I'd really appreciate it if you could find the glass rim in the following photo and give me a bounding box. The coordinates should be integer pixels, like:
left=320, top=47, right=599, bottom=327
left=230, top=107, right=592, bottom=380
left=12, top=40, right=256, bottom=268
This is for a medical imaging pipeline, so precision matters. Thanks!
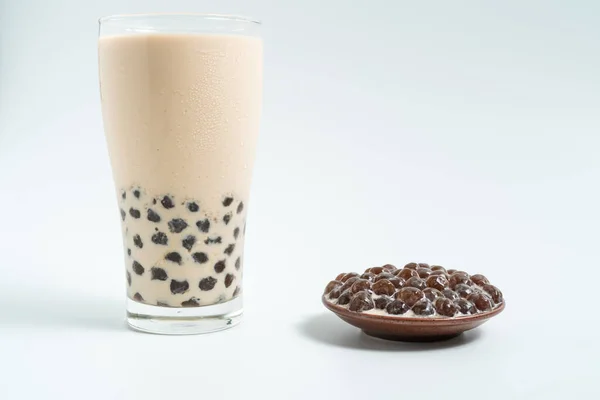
left=98, top=13, right=261, bottom=26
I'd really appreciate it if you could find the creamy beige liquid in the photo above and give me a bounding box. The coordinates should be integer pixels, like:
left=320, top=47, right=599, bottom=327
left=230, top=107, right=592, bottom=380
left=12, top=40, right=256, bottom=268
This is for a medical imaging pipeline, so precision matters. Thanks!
left=99, top=33, right=262, bottom=307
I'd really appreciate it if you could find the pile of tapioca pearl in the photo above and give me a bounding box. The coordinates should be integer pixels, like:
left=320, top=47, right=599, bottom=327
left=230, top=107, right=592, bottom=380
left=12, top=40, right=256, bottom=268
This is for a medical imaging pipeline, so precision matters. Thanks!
left=324, top=263, right=504, bottom=317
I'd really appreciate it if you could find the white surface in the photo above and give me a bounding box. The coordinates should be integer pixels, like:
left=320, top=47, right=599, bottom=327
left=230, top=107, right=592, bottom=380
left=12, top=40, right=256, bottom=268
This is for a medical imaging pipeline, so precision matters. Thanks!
left=1, top=1, right=599, bottom=399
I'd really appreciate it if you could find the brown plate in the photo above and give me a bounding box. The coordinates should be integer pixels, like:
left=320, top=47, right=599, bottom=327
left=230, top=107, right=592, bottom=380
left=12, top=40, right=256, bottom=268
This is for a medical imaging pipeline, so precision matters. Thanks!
left=322, top=296, right=505, bottom=342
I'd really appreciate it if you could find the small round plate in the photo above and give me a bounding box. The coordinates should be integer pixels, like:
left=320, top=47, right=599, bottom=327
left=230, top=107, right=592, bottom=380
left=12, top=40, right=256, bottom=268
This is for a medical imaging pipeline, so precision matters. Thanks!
left=322, top=296, right=505, bottom=342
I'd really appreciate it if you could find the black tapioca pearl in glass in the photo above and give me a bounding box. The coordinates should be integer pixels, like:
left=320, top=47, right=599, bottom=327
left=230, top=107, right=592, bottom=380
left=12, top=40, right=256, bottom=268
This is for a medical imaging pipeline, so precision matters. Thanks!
left=133, top=234, right=143, bottom=249
left=455, top=298, right=477, bottom=314
left=386, top=299, right=410, bottom=315
left=133, top=292, right=144, bottom=302
left=233, top=227, right=240, bottom=239
left=129, top=208, right=141, bottom=219
left=404, top=262, right=419, bottom=270
left=324, top=280, right=343, bottom=295
left=165, top=252, right=182, bottom=264
left=181, top=298, right=200, bottom=307
left=349, top=291, right=374, bottom=312
left=431, top=265, right=446, bottom=272
left=448, top=272, right=472, bottom=289
left=223, top=213, right=232, bottom=225
left=423, top=288, right=445, bottom=302
left=405, top=277, right=426, bottom=290
left=360, top=272, right=376, bottom=282
left=369, top=267, right=384, bottom=275
left=471, top=274, right=490, bottom=286
left=374, top=272, right=395, bottom=282
left=133, top=189, right=140, bottom=199
left=170, top=279, right=189, bottom=294
left=120, top=209, right=126, bottom=221
left=132, top=261, right=144, bottom=275
left=196, top=219, right=210, bottom=233
left=340, top=277, right=359, bottom=293
left=434, top=297, right=457, bottom=317
left=467, top=292, right=493, bottom=312
left=350, top=279, right=371, bottom=294
left=381, top=264, right=397, bottom=272
left=151, top=231, right=168, bottom=245
left=455, top=283, right=475, bottom=299
left=192, top=252, right=208, bottom=264
left=235, top=257, right=241, bottom=270
left=237, top=202, right=244, bottom=214
left=396, top=268, right=418, bottom=280
left=151, top=267, right=168, bottom=281
left=204, top=237, right=222, bottom=245
left=396, top=287, right=424, bottom=307
left=182, top=235, right=196, bottom=251
left=371, top=279, right=395, bottom=296
left=127, top=248, right=131, bottom=256
left=199, top=276, right=217, bottom=291
left=147, top=209, right=161, bottom=223
left=214, top=260, right=226, bottom=273
left=375, top=295, right=393, bottom=310
left=389, top=277, right=404, bottom=289
left=225, top=273, right=235, bottom=288
left=482, top=284, right=503, bottom=304
left=224, top=244, right=235, bottom=256
left=426, top=275, right=449, bottom=291
left=341, top=273, right=359, bottom=283
left=168, top=218, right=188, bottom=233
left=126, top=271, right=131, bottom=286
left=412, top=299, right=435, bottom=316
left=337, top=289, right=352, bottom=305
left=233, top=286, right=241, bottom=298
left=417, top=268, right=432, bottom=279
left=443, top=288, right=459, bottom=301
left=222, top=197, right=234, bottom=207
left=161, top=196, right=174, bottom=209
left=187, top=202, right=199, bottom=212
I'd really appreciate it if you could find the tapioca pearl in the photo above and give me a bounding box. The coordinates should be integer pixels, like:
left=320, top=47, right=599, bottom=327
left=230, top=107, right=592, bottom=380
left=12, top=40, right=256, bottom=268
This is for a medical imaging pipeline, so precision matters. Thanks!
left=196, top=219, right=210, bottom=233
left=404, top=262, right=419, bottom=270
left=170, top=279, right=189, bottom=294
left=132, top=261, right=144, bottom=275
left=182, top=235, right=196, bottom=251
left=374, top=295, right=393, bottom=310
left=126, top=271, right=131, bottom=286
left=482, top=284, right=503, bottom=304
left=233, top=227, right=240, bottom=239
left=214, top=260, right=226, bottom=273
left=386, top=299, right=409, bottom=315
left=204, top=237, right=222, bottom=245
left=161, top=195, right=174, bottom=209
left=151, top=231, right=168, bottom=245
left=224, top=244, right=235, bottom=256
left=133, top=234, right=143, bottom=249
left=412, top=299, right=435, bottom=316
left=225, top=273, right=235, bottom=288
left=222, top=196, right=234, bottom=207
left=192, top=252, right=209, bottom=264
left=129, top=208, right=141, bottom=219
left=187, top=202, right=199, bottom=212
left=235, top=257, right=241, bottom=270
left=127, top=248, right=131, bottom=256
left=199, top=276, right=217, bottom=291
left=181, top=298, right=200, bottom=307
left=151, top=267, right=168, bottom=281
left=233, top=286, right=241, bottom=298
left=348, top=291, right=374, bottom=312
left=168, top=218, right=188, bottom=233
left=147, top=208, right=161, bottom=223
left=133, top=292, right=144, bottom=302
left=223, top=213, right=232, bottom=225
left=133, top=189, right=141, bottom=199
left=434, top=297, right=458, bottom=317
left=236, top=202, right=244, bottom=214
left=165, top=252, right=182, bottom=264
left=120, top=209, right=126, bottom=221
left=337, top=290, right=352, bottom=305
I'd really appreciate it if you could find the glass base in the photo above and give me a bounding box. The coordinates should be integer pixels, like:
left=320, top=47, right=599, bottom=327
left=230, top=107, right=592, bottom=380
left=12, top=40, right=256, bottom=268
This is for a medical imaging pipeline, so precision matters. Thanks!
left=126, top=296, right=243, bottom=335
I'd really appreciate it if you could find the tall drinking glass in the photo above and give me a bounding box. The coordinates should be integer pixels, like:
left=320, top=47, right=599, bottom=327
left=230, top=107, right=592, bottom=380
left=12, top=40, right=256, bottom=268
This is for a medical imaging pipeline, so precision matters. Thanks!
left=98, top=14, right=262, bottom=334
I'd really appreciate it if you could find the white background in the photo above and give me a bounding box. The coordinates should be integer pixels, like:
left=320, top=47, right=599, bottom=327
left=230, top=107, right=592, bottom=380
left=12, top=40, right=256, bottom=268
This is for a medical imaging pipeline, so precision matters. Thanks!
left=1, top=1, right=599, bottom=399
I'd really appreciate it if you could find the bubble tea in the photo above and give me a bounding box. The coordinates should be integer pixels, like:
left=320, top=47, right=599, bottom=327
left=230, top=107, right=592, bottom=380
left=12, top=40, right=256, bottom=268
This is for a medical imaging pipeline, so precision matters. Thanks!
left=98, top=14, right=262, bottom=334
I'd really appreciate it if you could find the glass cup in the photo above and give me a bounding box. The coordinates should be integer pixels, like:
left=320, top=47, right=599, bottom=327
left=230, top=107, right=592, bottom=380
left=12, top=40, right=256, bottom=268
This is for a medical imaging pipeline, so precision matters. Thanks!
left=98, top=14, right=262, bottom=334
